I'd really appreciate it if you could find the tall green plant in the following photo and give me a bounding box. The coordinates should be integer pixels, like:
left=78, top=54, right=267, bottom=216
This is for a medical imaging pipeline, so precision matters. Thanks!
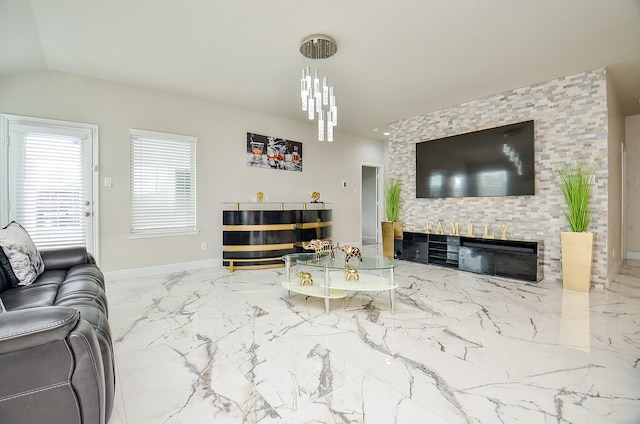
left=384, top=178, right=401, bottom=222
left=556, top=161, right=595, bottom=232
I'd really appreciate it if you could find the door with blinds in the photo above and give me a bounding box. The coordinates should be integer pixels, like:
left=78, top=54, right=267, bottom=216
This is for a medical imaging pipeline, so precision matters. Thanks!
left=2, top=115, right=98, bottom=256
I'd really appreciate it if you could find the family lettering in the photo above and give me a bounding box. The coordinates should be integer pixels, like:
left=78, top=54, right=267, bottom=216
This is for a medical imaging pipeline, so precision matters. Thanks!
left=426, top=220, right=509, bottom=240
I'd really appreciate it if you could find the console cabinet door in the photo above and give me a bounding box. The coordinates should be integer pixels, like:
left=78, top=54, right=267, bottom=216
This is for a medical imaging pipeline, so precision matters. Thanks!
left=495, top=252, right=537, bottom=281
left=459, top=247, right=495, bottom=275
left=402, top=240, right=429, bottom=265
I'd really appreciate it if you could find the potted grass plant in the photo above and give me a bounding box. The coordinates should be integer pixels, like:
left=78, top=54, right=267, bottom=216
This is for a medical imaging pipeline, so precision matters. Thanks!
left=556, top=161, right=596, bottom=291
left=381, top=178, right=402, bottom=258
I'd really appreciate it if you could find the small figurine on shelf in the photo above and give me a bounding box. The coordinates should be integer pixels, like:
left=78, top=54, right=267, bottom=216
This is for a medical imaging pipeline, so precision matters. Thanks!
left=343, top=266, right=360, bottom=281
left=295, top=270, right=314, bottom=286
left=311, top=191, right=322, bottom=203
left=338, top=244, right=363, bottom=263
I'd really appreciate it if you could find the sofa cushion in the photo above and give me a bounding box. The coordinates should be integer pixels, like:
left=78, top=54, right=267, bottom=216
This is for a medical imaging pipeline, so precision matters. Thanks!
left=0, top=222, right=44, bottom=287
left=55, top=279, right=108, bottom=316
left=41, top=247, right=90, bottom=271
left=0, top=296, right=5, bottom=313
left=0, top=266, right=108, bottom=316
left=0, top=283, right=59, bottom=310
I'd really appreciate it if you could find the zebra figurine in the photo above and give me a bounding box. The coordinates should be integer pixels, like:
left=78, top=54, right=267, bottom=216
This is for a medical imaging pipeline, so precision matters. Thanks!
left=302, top=239, right=336, bottom=261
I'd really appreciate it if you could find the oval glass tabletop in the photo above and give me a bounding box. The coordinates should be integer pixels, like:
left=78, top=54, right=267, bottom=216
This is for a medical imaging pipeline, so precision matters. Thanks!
left=283, top=253, right=396, bottom=270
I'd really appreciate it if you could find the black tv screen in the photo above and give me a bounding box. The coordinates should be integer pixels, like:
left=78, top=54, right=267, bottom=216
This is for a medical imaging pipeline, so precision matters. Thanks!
left=416, top=120, right=535, bottom=198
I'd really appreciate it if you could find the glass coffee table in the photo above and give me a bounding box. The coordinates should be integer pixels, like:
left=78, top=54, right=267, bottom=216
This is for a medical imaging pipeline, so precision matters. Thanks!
left=282, top=253, right=398, bottom=314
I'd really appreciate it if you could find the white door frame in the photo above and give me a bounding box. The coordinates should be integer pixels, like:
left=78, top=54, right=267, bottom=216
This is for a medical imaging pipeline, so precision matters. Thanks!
left=361, top=162, right=384, bottom=244
left=622, top=142, right=626, bottom=260
left=0, top=114, right=100, bottom=260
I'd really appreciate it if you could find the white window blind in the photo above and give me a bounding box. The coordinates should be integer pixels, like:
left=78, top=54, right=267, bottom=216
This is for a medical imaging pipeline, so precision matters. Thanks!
left=9, top=124, right=89, bottom=248
left=130, top=129, right=197, bottom=236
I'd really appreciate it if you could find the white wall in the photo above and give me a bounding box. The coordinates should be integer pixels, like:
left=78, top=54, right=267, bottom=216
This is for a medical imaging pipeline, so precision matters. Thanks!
left=0, top=71, right=384, bottom=271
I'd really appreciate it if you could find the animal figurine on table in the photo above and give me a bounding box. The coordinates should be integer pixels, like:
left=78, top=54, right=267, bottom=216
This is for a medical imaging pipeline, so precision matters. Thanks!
left=302, top=239, right=336, bottom=261
left=338, top=244, right=363, bottom=263
left=295, top=270, right=314, bottom=286
left=343, top=267, right=359, bottom=281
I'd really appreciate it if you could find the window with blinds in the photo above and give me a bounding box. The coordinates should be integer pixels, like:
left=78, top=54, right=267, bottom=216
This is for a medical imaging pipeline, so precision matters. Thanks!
left=7, top=123, right=92, bottom=248
left=130, top=129, right=197, bottom=237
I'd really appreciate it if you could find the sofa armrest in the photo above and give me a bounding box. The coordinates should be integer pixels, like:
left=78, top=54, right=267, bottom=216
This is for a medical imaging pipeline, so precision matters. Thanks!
left=0, top=306, right=79, bottom=355
left=40, top=246, right=90, bottom=271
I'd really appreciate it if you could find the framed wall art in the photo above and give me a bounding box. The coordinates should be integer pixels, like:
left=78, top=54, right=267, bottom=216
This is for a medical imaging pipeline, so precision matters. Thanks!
left=247, top=133, right=302, bottom=172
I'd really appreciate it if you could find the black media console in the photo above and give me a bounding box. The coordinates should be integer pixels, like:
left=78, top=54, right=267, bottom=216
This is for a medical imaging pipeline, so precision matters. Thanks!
left=396, top=232, right=542, bottom=282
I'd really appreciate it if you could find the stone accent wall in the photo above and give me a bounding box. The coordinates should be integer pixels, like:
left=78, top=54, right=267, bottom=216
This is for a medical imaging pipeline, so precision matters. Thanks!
left=389, top=69, right=609, bottom=284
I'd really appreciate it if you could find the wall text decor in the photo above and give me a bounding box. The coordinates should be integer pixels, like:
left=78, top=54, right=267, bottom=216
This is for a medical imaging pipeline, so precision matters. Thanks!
left=426, top=220, right=509, bottom=240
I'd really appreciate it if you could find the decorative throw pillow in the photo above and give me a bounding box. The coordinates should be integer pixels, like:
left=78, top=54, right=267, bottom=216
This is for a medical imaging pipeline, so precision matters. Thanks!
left=0, top=222, right=45, bottom=287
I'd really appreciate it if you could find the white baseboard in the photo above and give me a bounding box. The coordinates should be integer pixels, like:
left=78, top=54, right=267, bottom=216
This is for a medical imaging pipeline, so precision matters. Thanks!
left=627, top=251, right=640, bottom=260
left=105, top=257, right=222, bottom=280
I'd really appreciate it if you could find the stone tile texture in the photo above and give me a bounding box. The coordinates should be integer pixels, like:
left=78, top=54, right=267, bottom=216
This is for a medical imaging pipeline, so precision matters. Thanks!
left=389, top=69, right=609, bottom=284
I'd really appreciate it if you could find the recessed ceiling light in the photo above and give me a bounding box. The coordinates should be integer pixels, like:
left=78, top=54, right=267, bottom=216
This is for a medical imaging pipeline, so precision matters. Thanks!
left=373, top=128, right=379, bottom=133
left=383, top=131, right=390, bottom=136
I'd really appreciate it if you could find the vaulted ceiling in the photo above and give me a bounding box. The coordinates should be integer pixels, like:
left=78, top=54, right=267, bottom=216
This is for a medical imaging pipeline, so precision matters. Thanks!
left=1, top=0, right=639, bottom=140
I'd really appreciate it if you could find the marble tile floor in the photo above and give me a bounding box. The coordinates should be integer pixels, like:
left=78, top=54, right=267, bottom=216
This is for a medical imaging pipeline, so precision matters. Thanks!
left=107, top=248, right=640, bottom=424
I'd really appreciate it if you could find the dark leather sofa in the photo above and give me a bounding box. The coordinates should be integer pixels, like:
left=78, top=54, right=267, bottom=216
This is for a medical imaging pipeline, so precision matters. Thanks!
left=0, top=247, right=114, bottom=424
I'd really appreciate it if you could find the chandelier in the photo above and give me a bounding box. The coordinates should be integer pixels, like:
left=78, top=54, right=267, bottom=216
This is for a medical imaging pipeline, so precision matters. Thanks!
left=299, top=35, right=338, bottom=141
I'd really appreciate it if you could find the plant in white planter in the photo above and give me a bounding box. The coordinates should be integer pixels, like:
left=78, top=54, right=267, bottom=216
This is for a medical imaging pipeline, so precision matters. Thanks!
left=556, top=161, right=596, bottom=291
left=381, top=178, right=402, bottom=258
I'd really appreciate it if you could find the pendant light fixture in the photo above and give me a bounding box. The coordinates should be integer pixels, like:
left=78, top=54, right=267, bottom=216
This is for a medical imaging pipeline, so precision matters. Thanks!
left=299, top=35, right=338, bottom=142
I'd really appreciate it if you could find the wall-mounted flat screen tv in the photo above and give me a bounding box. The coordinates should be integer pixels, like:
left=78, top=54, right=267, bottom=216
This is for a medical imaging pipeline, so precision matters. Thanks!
left=416, top=120, right=535, bottom=198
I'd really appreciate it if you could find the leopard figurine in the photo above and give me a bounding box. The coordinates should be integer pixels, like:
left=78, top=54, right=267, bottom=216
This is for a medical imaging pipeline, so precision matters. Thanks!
left=338, top=244, right=363, bottom=263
